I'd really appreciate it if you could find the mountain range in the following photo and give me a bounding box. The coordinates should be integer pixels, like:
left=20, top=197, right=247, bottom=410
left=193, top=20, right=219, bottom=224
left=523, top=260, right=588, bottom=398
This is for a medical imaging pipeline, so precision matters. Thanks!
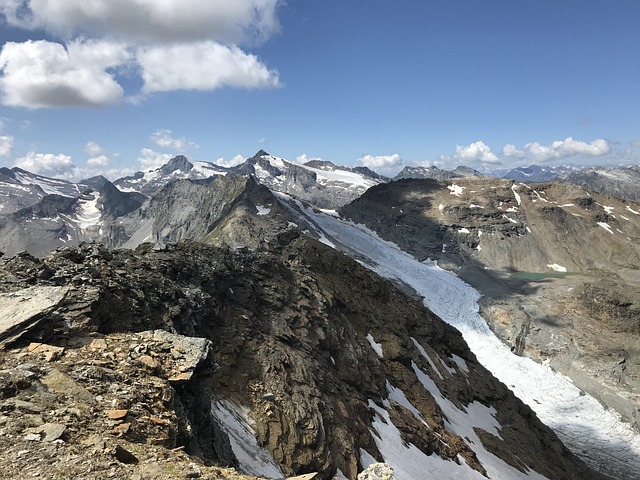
left=1, top=151, right=639, bottom=479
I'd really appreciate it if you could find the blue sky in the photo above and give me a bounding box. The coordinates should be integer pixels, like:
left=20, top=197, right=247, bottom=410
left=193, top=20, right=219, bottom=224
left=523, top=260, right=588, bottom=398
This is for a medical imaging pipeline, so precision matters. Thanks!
left=0, top=0, right=638, bottom=180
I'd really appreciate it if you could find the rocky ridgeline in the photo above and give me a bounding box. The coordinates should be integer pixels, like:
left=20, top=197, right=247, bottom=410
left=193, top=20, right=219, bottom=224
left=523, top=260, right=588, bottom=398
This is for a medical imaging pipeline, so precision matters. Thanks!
left=0, top=236, right=601, bottom=479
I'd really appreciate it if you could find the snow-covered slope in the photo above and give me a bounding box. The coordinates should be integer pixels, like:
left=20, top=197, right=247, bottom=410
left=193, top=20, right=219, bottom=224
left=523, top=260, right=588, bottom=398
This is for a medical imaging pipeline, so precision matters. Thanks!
left=0, top=167, right=81, bottom=214
left=277, top=193, right=640, bottom=479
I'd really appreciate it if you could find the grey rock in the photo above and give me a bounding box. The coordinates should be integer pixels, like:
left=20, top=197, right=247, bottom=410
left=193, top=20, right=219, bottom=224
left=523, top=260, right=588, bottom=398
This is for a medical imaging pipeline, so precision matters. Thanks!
left=357, top=463, right=396, bottom=480
left=0, top=286, right=69, bottom=346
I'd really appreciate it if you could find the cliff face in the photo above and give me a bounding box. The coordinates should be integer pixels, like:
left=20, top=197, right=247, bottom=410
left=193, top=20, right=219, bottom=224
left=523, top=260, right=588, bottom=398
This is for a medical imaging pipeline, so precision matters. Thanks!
left=0, top=236, right=601, bottom=479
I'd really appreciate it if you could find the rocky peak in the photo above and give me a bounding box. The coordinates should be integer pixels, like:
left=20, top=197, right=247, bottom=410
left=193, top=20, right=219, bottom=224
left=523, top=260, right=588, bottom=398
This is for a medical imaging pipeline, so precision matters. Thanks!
left=159, top=155, right=194, bottom=175
left=78, top=175, right=109, bottom=191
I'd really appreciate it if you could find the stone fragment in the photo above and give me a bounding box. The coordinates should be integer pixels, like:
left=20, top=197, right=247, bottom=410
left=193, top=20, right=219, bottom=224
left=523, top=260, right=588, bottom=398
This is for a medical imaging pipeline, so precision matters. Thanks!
left=111, top=422, right=131, bottom=435
left=0, top=286, right=68, bottom=346
left=105, top=409, right=128, bottom=420
left=113, top=445, right=139, bottom=464
left=286, top=474, right=318, bottom=480
left=27, top=343, right=65, bottom=362
left=137, top=354, right=159, bottom=369
left=13, top=399, right=43, bottom=413
left=41, top=369, right=95, bottom=406
left=39, top=423, right=66, bottom=442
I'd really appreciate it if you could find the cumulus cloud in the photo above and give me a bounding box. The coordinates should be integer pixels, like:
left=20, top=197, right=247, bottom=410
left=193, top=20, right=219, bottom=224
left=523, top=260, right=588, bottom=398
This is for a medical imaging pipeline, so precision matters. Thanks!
left=295, top=154, right=323, bottom=164
left=525, top=137, right=610, bottom=162
left=0, top=0, right=282, bottom=46
left=83, top=141, right=111, bottom=166
left=357, top=153, right=402, bottom=169
left=86, top=155, right=109, bottom=166
left=0, top=135, right=13, bottom=156
left=455, top=141, right=500, bottom=164
left=0, top=1, right=283, bottom=107
left=138, top=42, right=280, bottom=93
left=136, top=147, right=173, bottom=171
left=214, top=154, right=246, bottom=168
left=0, top=39, right=130, bottom=108
left=502, top=144, right=526, bottom=159
left=151, top=129, right=199, bottom=151
left=84, top=141, right=105, bottom=157
left=14, top=151, right=78, bottom=179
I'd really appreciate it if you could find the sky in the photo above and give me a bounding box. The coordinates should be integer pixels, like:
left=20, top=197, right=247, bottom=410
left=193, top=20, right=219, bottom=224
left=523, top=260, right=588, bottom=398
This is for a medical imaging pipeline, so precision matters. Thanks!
left=0, top=0, right=638, bottom=180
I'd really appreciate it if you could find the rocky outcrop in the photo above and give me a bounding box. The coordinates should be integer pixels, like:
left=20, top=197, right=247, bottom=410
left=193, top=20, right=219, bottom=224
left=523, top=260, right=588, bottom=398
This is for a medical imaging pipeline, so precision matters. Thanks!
left=0, top=237, right=602, bottom=479
left=106, top=174, right=294, bottom=251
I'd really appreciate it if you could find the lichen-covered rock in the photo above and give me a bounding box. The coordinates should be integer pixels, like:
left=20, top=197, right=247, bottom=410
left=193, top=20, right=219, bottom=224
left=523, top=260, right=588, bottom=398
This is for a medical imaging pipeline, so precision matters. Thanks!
left=357, top=463, right=396, bottom=480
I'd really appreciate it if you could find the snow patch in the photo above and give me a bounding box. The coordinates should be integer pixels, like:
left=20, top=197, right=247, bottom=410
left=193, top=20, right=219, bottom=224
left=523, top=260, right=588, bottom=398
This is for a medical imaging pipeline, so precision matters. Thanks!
left=448, top=184, right=464, bottom=196
left=450, top=354, right=470, bottom=374
left=511, top=184, right=522, bottom=206
left=75, top=194, right=102, bottom=230
left=625, top=205, right=640, bottom=215
left=210, top=399, right=283, bottom=478
left=458, top=228, right=470, bottom=233
left=597, top=222, right=615, bottom=234
left=547, top=264, right=567, bottom=272
left=255, top=204, right=271, bottom=216
left=366, top=333, right=384, bottom=358
left=411, top=337, right=443, bottom=380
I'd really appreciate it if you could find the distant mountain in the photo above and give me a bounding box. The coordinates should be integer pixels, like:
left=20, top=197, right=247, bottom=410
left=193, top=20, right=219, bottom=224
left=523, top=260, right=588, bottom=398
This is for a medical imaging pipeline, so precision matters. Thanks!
left=230, top=150, right=386, bottom=209
left=114, top=154, right=229, bottom=196
left=564, top=165, right=640, bottom=201
left=0, top=166, right=83, bottom=214
left=0, top=179, right=144, bottom=257
left=104, top=174, right=292, bottom=251
left=394, top=165, right=481, bottom=181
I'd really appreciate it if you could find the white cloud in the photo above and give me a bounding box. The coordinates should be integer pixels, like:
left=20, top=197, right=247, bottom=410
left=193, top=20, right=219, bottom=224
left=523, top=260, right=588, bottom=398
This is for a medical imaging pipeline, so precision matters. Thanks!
left=136, top=147, right=173, bottom=171
left=151, top=129, right=199, bottom=151
left=214, top=154, right=246, bottom=168
left=0, top=0, right=282, bottom=46
left=84, top=141, right=110, bottom=166
left=0, top=39, right=130, bottom=108
left=14, top=151, right=78, bottom=179
left=87, top=155, right=110, bottom=166
left=455, top=141, right=499, bottom=164
left=84, top=141, right=105, bottom=157
left=138, top=42, right=280, bottom=93
left=502, top=144, right=526, bottom=159
left=0, top=135, right=13, bottom=156
left=0, top=1, right=283, bottom=106
left=357, top=153, right=402, bottom=169
left=525, top=137, right=610, bottom=162
left=295, top=153, right=323, bottom=164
